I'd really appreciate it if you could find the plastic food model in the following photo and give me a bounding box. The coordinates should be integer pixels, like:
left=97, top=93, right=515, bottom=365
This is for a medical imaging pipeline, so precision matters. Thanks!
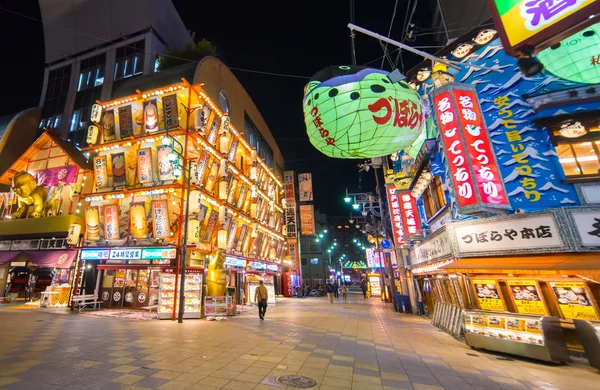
left=303, top=65, right=424, bottom=158
left=10, top=171, right=49, bottom=219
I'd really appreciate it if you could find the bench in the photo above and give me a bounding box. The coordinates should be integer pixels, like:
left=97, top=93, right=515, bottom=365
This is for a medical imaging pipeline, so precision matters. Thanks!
left=71, top=294, right=101, bottom=312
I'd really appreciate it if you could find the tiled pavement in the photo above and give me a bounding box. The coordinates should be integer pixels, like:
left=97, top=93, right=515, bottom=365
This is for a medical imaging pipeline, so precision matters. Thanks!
left=0, top=291, right=598, bottom=390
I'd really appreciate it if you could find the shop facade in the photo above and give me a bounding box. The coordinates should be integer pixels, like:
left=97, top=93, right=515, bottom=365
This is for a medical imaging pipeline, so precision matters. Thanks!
left=0, top=131, right=91, bottom=305
left=81, top=61, right=286, bottom=319
left=409, top=208, right=600, bottom=359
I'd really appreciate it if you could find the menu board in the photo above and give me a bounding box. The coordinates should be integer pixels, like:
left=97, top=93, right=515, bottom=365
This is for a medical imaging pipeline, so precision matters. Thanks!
left=506, top=318, right=525, bottom=332
left=486, top=315, right=506, bottom=329
left=550, top=281, right=599, bottom=321
left=507, top=280, right=547, bottom=315
left=204, top=296, right=233, bottom=316
left=472, top=280, right=505, bottom=311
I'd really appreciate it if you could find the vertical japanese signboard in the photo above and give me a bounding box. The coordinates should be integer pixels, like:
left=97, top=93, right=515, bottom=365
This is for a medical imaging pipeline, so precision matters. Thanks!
left=488, top=0, right=600, bottom=56
left=299, top=204, right=315, bottom=236
left=103, top=205, right=120, bottom=241
left=434, top=85, right=509, bottom=214
left=151, top=200, right=170, bottom=239
left=284, top=171, right=297, bottom=238
left=397, top=191, right=421, bottom=237
left=385, top=185, right=404, bottom=246
left=298, top=173, right=313, bottom=201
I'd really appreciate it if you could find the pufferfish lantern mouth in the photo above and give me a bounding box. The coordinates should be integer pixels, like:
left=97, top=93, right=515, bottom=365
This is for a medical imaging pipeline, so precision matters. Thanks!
left=302, top=65, right=424, bottom=159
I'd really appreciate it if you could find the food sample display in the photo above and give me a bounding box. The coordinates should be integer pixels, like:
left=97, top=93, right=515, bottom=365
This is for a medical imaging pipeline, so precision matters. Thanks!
left=247, top=274, right=276, bottom=305
left=158, top=272, right=202, bottom=319
left=463, top=310, right=569, bottom=363
left=465, top=312, right=544, bottom=346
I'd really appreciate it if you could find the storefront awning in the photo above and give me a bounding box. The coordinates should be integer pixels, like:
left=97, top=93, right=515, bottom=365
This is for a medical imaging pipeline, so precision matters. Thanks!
left=0, top=250, right=76, bottom=268
left=442, top=253, right=600, bottom=274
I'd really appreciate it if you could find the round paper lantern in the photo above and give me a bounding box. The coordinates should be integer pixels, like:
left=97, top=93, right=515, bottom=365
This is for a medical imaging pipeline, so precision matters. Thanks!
left=538, top=23, right=600, bottom=84
left=303, top=65, right=424, bottom=158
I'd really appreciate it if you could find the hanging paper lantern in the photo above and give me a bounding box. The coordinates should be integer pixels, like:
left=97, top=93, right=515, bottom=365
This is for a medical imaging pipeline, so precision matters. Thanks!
left=538, top=23, right=600, bottom=85
left=303, top=65, right=424, bottom=158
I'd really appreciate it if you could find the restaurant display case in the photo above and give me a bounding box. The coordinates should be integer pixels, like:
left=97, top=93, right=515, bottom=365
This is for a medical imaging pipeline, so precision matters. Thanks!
left=464, top=310, right=569, bottom=363
left=158, top=272, right=202, bottom=319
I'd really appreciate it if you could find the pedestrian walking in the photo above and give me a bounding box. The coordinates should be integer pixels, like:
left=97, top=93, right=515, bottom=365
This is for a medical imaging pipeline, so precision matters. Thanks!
left=255, top=280, right=269, bottom=320
left=342, top=284, right=347, bottom=300
left=333, top=281, right=339, bottom=298
left=360, top=279, right=368, bottom=299
left=325, top=281, right=334, bottom=303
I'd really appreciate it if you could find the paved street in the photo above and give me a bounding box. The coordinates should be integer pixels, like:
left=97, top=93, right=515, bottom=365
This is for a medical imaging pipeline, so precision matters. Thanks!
left=0, top=291, right=598, bottom=390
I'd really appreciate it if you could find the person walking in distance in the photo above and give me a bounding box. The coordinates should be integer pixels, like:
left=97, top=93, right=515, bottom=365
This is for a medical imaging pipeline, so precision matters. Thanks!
left=342, top=283, right=348, bottom=301
left=333, top=280, right=339, bottom=299
left=360, top=278, right=368, bottom=299
left=325, top=281, right=334, bottom=303
left=255, top=280, right=269, bottom=320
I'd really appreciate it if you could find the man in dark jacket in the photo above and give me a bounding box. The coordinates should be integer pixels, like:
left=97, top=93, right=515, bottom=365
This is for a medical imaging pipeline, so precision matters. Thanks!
left=325, top=281, right=334, bottom=303
left=360, top=279, right=368, bottom=299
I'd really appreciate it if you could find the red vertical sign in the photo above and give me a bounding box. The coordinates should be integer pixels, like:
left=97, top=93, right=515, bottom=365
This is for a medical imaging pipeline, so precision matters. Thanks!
left=386, top=185, right=404, bottom=246
left=451, top=89, right=508, bottom=205
left=434, top=90, right=478, bottom=207
left=397, top=191, right=420, bottom=236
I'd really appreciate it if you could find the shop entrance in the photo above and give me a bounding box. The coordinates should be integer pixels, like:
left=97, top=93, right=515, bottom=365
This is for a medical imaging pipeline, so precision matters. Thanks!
left=99, top=267, right=160, bottom=309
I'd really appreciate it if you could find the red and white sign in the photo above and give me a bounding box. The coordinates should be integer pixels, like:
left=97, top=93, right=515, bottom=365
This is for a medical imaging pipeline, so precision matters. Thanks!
left=434, top=91, right=477, bottom=208
left=397, top=191, right=421, bottom=236
left=452, top=89, right=508, bottom=205
left=386, top=185, right=404, bottom=245
left=287, top=238, right=299, bottom=271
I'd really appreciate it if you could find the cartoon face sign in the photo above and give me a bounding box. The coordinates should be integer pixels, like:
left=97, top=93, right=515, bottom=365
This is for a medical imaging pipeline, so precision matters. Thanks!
left=302, top=65, right=424, bottom=159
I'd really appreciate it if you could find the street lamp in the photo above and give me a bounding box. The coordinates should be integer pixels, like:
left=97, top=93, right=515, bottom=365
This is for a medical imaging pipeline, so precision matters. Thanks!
left=352, top=203, right=360, bottom=210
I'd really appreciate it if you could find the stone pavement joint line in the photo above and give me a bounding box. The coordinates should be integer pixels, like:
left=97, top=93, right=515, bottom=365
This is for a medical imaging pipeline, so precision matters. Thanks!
left=0, top=291, right=598, bottom=389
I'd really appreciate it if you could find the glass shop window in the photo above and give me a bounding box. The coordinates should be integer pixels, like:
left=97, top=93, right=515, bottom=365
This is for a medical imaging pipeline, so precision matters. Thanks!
left=557, top=142, right=600, bottom=177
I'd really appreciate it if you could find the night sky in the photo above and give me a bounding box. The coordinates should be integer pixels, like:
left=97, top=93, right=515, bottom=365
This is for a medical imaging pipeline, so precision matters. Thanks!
left=0, top=0, right=437, bottom=216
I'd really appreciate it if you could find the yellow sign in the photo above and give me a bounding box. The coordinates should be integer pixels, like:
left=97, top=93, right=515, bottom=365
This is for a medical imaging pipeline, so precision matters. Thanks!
left=550, top=281, right=599, bottom=321
left=472, top=280, right=504, bottom=311
left=507, top=280, right=547, bottom=315
left=486, top=315, right=506, bottom=329
left=492, top=0, right=596, bottom=49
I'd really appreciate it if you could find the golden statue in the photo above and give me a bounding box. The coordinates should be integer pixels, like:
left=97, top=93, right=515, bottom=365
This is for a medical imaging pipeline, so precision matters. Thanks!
left=205, top=248, right=229, bottom=296
left=11, top=171, right=50, bottom=219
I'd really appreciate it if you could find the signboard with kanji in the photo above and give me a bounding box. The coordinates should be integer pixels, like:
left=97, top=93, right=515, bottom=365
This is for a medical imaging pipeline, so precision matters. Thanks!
left=385, top=185, right=404, bottom=245
left=434, top=84, right=509, bottom=214
left=488, top=0, right=600, bottom=56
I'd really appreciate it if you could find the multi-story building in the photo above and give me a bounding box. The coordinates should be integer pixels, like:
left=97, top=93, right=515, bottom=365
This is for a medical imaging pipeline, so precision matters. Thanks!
left=300, top=209, right=327, bottom=285
left=37, top=0, right=193, bottom=147
left=392, top=22, right=600, bottom=353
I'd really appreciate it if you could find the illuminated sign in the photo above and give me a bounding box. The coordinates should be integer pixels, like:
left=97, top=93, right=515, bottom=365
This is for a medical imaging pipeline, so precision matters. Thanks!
left=298, top=173, right=313, bottom=201
left=151, top=200, right=170, bottom=239
left=397, top=190, right=421, bottom=236
left=93, top=156, right=108, bottom=189
left=266, top=264, right=279, bottom=272
left=224, top=256, right=247, bottom=268
left=141, top=248, right=177, bottom=260
left=538, top=23, right=600, bottom=84
left=489, top=0, right=600, bottom=56
left=103, top=205, right=120, bottom=241
left=366, top=248, right=384, bottom=268
left=299, top=204, right=315, bottom=235
left=386, top=185, right=404, bottom=245
left=109, top=248, right=142, bottom=260
left=434, top=85, right=509, bottom=213
left=284, top=171, right=297, bottom=238
left=303, top=65, right=423, bottom=158
left=81, top=249, right=110, bottom=260
left=248, top=261, right=266, bottom=271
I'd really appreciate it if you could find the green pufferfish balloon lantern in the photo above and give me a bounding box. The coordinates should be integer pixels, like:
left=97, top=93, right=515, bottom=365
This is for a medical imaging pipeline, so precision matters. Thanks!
left=303, top=65, right=424, bottom=159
